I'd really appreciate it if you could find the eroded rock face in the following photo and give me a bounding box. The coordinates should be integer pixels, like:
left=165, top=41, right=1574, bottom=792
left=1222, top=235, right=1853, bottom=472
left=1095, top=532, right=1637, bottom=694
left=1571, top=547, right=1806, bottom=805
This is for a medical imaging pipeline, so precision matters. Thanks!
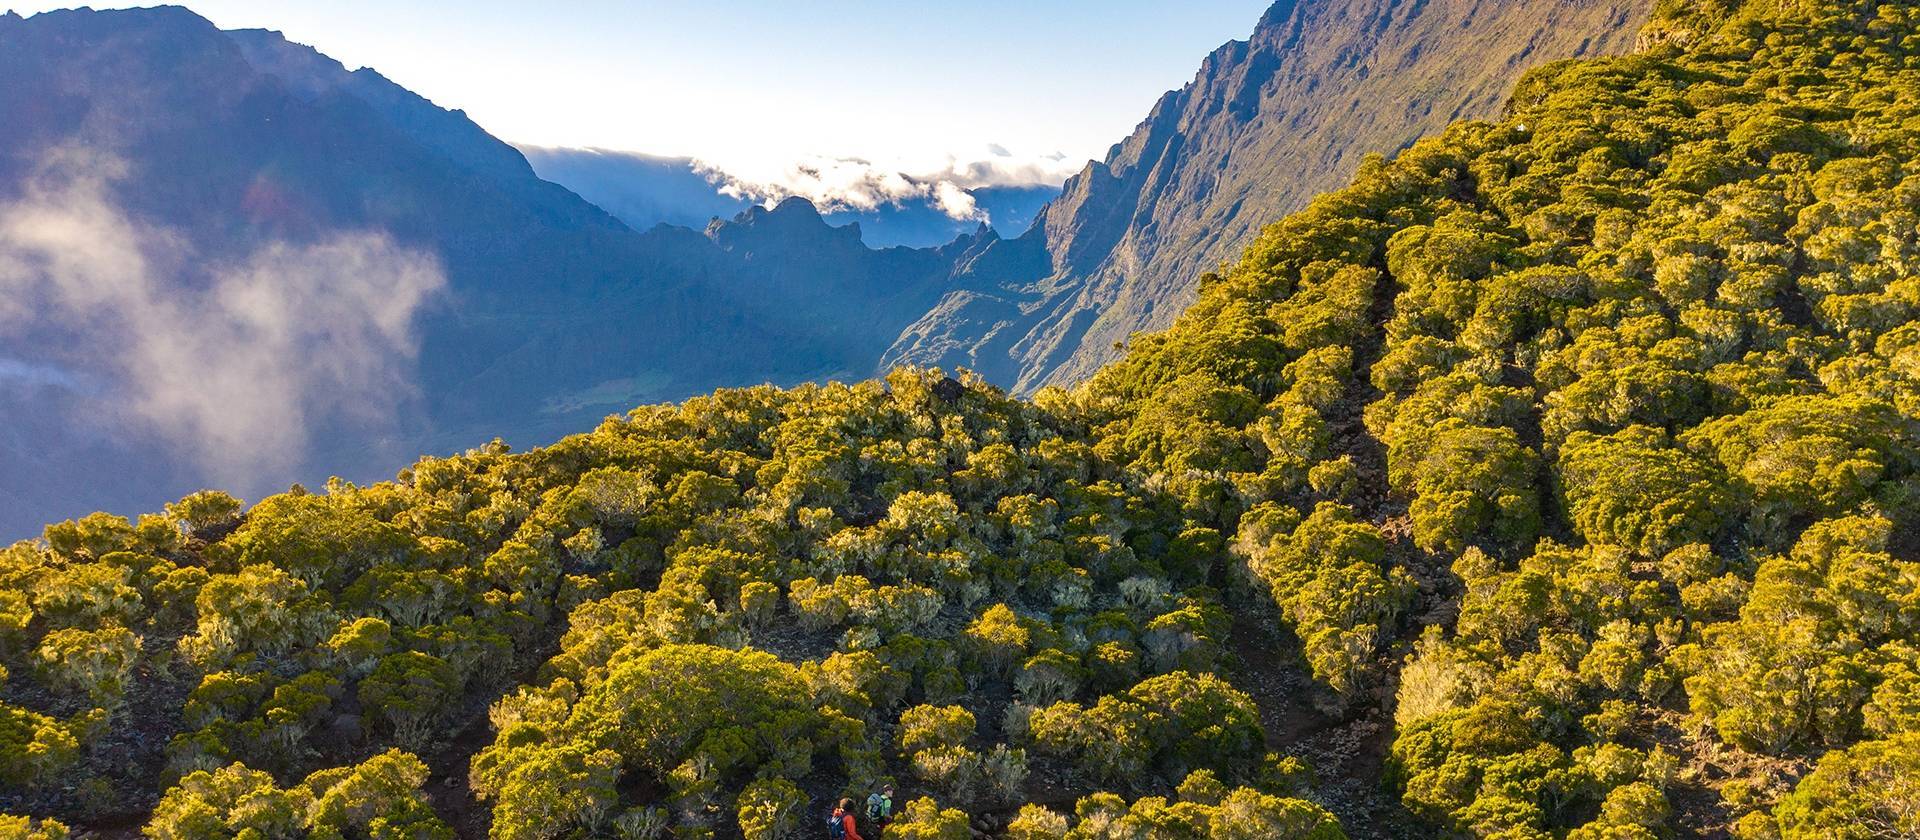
left=885, top=0, right=1652, bottom=393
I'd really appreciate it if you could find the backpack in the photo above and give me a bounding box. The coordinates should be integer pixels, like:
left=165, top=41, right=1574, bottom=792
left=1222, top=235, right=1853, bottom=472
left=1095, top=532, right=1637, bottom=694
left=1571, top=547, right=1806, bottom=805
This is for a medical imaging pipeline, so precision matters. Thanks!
left=826, top=810, right=846, bottom=840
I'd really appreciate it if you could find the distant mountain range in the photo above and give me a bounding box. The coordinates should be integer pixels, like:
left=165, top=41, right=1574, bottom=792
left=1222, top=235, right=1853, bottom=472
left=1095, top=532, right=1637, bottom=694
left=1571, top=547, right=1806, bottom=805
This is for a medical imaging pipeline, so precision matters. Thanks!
left=0, top=1, right=1650, bottom=535
left=518, top=146, right=1060, bottom=249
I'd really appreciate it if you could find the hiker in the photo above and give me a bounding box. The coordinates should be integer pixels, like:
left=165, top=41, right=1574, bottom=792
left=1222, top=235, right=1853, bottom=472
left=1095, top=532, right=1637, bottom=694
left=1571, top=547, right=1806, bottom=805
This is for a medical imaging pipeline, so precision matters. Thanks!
left=827, top=797, right=863, bottom=840
left=864, top=785, right=894, bottom=831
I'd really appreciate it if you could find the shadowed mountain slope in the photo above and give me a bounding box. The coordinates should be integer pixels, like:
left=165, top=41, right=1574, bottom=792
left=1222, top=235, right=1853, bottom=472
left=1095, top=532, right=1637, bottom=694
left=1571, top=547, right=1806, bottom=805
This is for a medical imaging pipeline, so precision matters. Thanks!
left=0, top=6, right=967, bottom=536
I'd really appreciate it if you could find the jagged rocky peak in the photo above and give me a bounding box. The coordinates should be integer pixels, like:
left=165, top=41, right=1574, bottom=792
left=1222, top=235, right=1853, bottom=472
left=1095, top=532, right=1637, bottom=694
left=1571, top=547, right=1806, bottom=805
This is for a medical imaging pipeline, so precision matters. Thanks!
left=223, top=27, right=352, bottom=97
left=708, top=195, right=866, bottom=249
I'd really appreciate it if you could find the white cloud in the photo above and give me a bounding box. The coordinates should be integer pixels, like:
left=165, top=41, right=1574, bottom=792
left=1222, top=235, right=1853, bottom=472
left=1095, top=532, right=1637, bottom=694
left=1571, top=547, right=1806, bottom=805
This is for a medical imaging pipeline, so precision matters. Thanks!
left=932, top=181, right=978, bottom=220
left=0, top=148, right=445, bottom=489
left=693, top=145, right=1081, bottom=222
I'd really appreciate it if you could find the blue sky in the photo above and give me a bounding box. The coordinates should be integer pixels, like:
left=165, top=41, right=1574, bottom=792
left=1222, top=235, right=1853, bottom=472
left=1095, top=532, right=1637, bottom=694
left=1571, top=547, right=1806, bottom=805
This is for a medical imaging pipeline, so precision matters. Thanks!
left=9, top=1, right=1274, bottom=186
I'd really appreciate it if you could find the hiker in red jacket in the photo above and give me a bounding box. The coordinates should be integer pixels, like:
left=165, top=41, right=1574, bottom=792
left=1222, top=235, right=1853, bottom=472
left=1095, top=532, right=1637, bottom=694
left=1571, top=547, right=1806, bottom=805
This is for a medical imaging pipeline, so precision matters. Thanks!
left=829, top=798, right=864, bottom=840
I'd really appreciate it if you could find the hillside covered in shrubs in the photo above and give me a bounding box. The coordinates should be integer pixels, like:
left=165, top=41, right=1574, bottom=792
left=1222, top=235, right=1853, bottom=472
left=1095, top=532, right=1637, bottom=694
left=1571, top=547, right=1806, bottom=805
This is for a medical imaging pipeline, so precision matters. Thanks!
left=6, top=0, right=1920, bottom=837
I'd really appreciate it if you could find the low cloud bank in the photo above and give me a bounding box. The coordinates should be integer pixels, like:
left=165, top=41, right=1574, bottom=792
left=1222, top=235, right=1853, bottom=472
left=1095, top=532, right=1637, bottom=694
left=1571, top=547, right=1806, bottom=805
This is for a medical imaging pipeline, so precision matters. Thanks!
left=694, top=147, right=1080, bottom=222
left=0, top=148, right=445, bottom=490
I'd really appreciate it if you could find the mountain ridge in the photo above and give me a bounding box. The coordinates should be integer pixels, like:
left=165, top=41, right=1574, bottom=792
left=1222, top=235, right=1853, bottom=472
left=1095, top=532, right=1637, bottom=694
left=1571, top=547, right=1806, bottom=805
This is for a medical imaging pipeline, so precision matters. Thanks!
left=0, top=6, right=983, bottom=537
left=884, top=0, right=1653, bottom=392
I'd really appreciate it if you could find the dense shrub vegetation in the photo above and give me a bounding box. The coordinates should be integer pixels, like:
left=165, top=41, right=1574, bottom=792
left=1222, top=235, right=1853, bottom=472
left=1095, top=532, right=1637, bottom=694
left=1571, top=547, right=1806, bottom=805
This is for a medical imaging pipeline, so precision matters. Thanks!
left=5, top=0, right=1920, bottom=836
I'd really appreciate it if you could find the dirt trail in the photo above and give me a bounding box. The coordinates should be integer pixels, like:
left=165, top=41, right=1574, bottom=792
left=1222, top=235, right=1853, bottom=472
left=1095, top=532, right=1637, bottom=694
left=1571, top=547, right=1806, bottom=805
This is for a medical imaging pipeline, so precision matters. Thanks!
left=1214, top=269, right=1435, bottom=839
left=1227, top=610, right=1412, bottom=838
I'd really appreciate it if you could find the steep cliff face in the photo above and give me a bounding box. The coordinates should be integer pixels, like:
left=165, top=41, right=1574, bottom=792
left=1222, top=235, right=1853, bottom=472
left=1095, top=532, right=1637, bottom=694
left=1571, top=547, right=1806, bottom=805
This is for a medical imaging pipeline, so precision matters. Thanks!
left=886, top=0, right=1652, bottom=392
